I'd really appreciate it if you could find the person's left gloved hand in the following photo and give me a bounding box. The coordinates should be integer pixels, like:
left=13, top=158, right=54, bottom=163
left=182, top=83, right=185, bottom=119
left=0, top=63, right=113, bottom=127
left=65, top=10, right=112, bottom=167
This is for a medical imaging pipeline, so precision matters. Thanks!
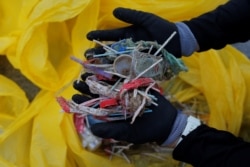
left=72, top=74, right=188, bottom=145
left=85, top=7, right=181, bottom=58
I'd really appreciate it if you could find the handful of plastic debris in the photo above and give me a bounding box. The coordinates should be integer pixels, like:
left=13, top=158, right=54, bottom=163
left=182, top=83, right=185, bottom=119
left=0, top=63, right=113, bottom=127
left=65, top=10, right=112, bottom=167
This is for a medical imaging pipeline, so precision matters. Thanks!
left=56, top=33, right=187, bottom=157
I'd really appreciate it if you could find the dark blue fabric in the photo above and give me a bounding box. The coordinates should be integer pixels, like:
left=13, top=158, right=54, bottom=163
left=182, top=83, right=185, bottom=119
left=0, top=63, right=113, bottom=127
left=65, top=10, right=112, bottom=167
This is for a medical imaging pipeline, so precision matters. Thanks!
left=173, top=125, right=250, bottom=167
left=184, top=0, right=250, bottom=52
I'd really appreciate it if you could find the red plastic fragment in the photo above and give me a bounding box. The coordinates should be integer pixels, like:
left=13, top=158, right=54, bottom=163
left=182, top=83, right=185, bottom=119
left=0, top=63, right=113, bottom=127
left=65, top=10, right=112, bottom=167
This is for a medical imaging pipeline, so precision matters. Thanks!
left=100, top=98, right=118, bottom=108
left=119, top=78, right=155, bottom=96
left=73, top=114, right=85, bottom=133
left=56, top=96, right=71, bottom=113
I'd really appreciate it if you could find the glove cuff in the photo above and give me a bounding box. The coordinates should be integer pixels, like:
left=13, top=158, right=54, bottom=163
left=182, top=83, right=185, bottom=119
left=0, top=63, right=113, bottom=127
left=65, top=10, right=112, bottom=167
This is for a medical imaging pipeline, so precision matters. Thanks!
left=175, top=22, right=199, bottom=56
left=162, top=112, right=187, bottom=146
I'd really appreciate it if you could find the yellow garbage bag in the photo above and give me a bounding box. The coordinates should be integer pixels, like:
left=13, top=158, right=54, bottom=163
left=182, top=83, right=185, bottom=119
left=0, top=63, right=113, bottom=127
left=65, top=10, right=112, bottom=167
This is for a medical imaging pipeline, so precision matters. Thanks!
left=0, top=0, right=98, bottom=91
left=0, top=75, right=29, bottom=140
left=0, top=75, right=30, bottom=167
left=1, top=0, right=250, bottom=167
left=164, top=46, right=250, bottom=136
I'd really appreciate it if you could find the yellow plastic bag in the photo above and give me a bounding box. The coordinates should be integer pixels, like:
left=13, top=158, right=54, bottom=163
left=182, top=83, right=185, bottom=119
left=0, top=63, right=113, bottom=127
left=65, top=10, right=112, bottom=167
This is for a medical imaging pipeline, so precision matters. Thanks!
left=0, top=75, right=29, bottom=140
left=0, top=75, right=30, bottom=167
left=164, top=46, right=250, bottom=136
left=1, top=0, right=98, bottom=91
left=1, top=0, right=250, bottom=167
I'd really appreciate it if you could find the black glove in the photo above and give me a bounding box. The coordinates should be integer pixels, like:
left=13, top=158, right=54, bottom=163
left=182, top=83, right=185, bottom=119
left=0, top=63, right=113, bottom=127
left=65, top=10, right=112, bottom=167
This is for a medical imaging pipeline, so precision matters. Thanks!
left=86, top=7, right=181, bottom=58
left=72, top=74, right=178, bottom=145
left=72, top=73, right=100, bottom=104
left=91, top=90, right=177, bottom=145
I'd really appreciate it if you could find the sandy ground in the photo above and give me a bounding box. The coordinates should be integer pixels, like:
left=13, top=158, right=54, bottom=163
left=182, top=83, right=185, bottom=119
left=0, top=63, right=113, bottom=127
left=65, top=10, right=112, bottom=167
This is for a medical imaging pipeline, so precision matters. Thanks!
left=0, top=56, right=40, bottom=101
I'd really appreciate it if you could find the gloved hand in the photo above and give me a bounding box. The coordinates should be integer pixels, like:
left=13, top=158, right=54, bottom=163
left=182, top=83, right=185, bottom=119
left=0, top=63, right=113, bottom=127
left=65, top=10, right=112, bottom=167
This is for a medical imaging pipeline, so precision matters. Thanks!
left=72, top=73, right=188, bottom=146
left=86, top=7, right=182, bottom=57
left=72, top=73, right=99, bottom=103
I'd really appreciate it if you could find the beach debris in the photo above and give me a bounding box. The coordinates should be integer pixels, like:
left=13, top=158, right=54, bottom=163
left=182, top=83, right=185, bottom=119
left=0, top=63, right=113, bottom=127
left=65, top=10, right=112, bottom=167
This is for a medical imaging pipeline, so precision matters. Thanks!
left=56, top=32, right=188, bottom=159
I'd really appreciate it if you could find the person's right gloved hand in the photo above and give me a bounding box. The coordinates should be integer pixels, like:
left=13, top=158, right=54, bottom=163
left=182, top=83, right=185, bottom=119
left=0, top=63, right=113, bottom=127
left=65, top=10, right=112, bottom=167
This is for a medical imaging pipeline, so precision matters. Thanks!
left=90, top=90, right=180, bottom=145
left=86, top=7, right=199, bottom=58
